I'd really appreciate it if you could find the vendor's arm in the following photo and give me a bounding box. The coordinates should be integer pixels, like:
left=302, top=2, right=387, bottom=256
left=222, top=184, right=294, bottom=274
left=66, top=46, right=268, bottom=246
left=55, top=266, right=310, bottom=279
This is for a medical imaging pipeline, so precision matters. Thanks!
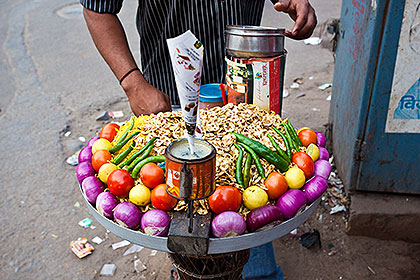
left=81, top=1, right=171, bottom=116
left=272, top=0, right=317, bottom=40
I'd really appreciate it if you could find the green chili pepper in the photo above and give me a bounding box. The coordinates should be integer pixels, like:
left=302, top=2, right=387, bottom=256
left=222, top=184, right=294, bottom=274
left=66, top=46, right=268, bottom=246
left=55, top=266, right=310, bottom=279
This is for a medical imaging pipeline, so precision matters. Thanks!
left=131, top=156, right=166, bottom=179
left=238, top=143, right=266, bottom=180
left=120, top=137, right=158, bottom=168
left=109, top=131, right=140, bottom=154
left=233, top=143, right=245, bottom=188
left=272, top=127, right=292, bottom=160
left=115, top=118, right=135, bottom=143
left=126, top=144, right=154, bottom=173
left=243, top=152, right=252, bottom=189
left=266, top=134, right=290, bottom=163
left=231, top=132, right=289, bottom=172
left=286, top=119, right=303, bottom=147
left=280, top=123, right=300, bottom=151
left=112, top=143, right=134, bottom=165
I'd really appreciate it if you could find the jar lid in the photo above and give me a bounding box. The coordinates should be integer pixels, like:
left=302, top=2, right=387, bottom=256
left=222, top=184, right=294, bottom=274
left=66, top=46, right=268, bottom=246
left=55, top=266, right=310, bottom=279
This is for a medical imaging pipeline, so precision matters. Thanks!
left=199, top=83, right=224, bottom=103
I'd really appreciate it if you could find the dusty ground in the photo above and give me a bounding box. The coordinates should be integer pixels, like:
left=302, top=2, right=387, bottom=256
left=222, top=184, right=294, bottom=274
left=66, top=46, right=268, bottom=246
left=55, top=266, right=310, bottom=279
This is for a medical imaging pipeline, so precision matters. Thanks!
left=1, top=0, right=419, bottom=279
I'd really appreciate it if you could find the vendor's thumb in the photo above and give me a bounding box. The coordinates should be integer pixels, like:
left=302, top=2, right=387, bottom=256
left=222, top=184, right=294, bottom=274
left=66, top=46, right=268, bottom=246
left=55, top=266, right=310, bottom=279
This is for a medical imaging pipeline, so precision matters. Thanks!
left=273, top=0, right=290, bottom=12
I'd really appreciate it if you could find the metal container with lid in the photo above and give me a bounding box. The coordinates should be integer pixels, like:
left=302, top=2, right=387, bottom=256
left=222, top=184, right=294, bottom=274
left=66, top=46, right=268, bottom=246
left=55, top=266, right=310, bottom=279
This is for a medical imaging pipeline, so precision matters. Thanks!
left=225, top=25, right=285, bottom=58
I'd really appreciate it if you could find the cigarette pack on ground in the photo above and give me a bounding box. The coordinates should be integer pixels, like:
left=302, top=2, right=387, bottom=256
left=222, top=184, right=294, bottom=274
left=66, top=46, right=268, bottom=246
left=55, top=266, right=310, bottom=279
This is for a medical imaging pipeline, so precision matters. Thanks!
left=225, top=53, right=286, bottom=115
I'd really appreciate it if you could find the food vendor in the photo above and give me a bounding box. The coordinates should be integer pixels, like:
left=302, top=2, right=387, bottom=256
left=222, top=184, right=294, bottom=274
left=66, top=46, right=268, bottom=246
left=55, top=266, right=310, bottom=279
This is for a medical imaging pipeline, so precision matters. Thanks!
left=80, top=0, right=316, bottom=116
left=80, top=1, right=317, bottom=279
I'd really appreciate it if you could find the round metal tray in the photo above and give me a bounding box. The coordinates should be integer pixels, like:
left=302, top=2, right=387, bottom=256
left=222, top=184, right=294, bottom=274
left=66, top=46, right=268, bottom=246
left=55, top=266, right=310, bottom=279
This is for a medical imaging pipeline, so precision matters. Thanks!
left=80, top=186, right=320, bottom=254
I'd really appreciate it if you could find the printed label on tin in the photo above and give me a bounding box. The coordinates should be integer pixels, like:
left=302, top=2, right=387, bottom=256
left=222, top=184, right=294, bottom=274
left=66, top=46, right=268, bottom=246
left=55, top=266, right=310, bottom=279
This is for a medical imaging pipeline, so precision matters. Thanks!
left=166, top=158, right=215, bottom=200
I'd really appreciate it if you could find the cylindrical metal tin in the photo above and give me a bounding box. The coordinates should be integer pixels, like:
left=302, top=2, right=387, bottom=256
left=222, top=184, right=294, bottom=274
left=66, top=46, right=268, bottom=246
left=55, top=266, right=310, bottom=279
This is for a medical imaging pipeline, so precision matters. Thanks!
left=165, top=138, right=216, bottom=200
left=224, top=25, right=287, bottom=115
left=225, top=25, right=285, bottom=58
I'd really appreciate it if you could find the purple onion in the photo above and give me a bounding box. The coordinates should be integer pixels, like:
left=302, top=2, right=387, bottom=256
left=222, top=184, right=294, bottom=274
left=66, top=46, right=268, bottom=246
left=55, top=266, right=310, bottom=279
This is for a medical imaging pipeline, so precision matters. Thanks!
left=318, top=147, right=329, bottom=161
left=113, top=202, right=142, bottom=229
left=82, top=176, right=105, bottom=204
left=87, top=136, right=100, bottom=148
left=75, top=161, right=96, bottom=184
left=276, top=189, right=307, bottom=220
left=78, top=146, right=93, bottom=164
left=96, top=192, right=118, bottom=219
left=314, top=160, right=331, bottom=179
left=246, top=205, right=284, bottom=232
left=316, top=132, right=326, bottom=147
left=141, top=209, right=170, bottom=236
left=303, top=176, right=328, bottom=203
left=211, top=211, right=246, bottom=238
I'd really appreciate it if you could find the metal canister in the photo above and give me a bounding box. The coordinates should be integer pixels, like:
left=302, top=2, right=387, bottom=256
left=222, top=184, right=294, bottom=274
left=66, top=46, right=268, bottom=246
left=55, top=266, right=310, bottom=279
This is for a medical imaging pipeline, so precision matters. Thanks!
left=165, top=138, right=216, bottom=200
left=224, top=25, right=287, bottom=115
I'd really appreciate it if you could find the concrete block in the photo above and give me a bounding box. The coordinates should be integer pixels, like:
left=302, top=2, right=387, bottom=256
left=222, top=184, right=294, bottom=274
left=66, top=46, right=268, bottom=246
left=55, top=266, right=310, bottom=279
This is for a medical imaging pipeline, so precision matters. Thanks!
left=348, top=192, right=420, bottom=243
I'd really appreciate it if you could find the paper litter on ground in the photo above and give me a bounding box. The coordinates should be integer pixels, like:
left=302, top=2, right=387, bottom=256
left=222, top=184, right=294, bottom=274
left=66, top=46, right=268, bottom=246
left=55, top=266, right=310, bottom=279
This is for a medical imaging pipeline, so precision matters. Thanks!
left=100, top=264, right=116, bottom=276
left=78, top=218, right=92, bottom=228
left=112, top=240, right=131, bottom=250
left=92, top=236, right=104, bottom=245
left=330, top=205, right=346, bottom=214
left=134, top=260, right=147, bottom=273
left=70, top=238, right=94, bottom=259
left=290, top=82, right=300, bottom=89
left=318, top=83, right=332, bottom=90
left=123, top=245, right=144, bottom=256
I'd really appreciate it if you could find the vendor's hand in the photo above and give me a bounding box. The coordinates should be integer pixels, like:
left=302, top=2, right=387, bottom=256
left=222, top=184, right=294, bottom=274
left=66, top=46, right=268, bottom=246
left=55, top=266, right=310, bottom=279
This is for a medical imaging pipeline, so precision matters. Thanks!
left=122, top=70, right=171, bottom=116
left=273, top=0, right=317, bottom=40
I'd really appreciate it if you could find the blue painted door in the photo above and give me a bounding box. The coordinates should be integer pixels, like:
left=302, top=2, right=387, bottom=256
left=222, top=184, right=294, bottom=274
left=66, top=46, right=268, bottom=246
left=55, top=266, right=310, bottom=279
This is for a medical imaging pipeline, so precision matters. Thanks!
left=330, top=0, right=420, bottom=194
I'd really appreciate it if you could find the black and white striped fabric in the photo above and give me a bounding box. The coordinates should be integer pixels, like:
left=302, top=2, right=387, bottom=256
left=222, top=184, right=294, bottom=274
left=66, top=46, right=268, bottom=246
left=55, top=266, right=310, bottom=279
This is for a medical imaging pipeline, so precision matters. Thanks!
left=81, top=0, right=264, bottom=105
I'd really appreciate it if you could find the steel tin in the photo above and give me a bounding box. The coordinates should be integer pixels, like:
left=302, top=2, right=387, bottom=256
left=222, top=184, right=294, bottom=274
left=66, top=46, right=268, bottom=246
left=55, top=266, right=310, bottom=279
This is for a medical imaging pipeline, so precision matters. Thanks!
left=165, top=138, right=216, bottom=200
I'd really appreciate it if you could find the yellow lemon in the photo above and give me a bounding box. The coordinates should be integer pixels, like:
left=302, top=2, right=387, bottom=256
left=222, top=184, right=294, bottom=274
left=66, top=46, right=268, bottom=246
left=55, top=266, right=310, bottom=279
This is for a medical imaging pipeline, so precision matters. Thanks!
left=129, top=184, right=151, bottom=206
left=92, top=138, right=112, bottom=154
left=98, top=163, right=118, bottom=183
left=306, top=143, right=320, bottom=162
left=285, top=167, right=306, bottom=189
left=297, top=126, right=311, bottom=134
left=243, top=186, right=268, bottom=210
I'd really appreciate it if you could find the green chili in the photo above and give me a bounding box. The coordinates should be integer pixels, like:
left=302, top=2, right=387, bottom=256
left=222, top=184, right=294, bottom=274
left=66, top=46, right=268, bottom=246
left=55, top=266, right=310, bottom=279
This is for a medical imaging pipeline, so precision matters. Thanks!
left=266, top=134, right=290, bottom=163
left=231, top=132, right=289, bottom=172
left=126, top=144, right=154, bottom=173
left=112, top=143, right=134, bottom=165
left=131, top=156, right=166, bottom=179
left=243, top=152, right=252, bottom=189
left=286, top=119, right=303, bottom=147
left=233, top=143, right=245, bottom=188
left=108, top=131, right=140, bottom=154
left=280, top=123, right=300, bottom=151
left=115, top=118, right=135, bottom=144
left=238, top=143, right=266, bottom=180
left=120, top=137, right=158, bottom=168
left=272, top=127, right=292, bottom=160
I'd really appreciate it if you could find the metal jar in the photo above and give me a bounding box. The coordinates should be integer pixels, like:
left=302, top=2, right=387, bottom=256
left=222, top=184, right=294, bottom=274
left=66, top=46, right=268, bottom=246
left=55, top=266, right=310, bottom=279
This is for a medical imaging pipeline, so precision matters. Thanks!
left=165, top=138, right=216, bottom=200
left=225, top=25, right=285, bottom=58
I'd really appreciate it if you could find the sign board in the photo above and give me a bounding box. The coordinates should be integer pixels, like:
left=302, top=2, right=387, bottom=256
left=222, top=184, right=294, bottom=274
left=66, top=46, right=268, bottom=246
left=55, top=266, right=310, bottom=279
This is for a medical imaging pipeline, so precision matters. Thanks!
left=385, top=0, right=420, bottom=133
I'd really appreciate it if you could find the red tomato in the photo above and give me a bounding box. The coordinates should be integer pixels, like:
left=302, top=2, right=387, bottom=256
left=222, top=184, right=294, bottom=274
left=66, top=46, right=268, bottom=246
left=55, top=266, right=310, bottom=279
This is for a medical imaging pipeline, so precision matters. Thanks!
left=298, top=128, right=317, bottom=147
left=264, top=172, right=288, bottom=199
left=107, top=169, right=134, bottom=197
left=140, top=163, right=164, bottom=189
left=292, top=152, right=314, bottom=179
left=91, top=150, right=112, bottom=171
left=100, top=123, right=120, bottom=142
left=151, top=184, right=177, bottom=211
left=208, top=186, right=242, bottom=214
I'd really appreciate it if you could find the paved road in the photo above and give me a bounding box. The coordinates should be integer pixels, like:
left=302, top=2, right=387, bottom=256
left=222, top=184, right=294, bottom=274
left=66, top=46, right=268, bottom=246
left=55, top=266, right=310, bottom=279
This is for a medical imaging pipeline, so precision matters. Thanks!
left=0, top=0, right=340, bottom=279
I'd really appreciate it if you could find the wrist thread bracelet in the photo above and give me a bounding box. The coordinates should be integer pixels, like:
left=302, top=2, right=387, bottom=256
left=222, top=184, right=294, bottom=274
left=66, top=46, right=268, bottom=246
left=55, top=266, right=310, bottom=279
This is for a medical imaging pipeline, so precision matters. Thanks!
left=119, top=67, right=140, bottom=85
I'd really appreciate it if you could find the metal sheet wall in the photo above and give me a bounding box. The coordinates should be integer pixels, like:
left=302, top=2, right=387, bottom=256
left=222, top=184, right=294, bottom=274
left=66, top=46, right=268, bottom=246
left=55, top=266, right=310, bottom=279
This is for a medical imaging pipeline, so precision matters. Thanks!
left=329, top=0, right=420, bottom=194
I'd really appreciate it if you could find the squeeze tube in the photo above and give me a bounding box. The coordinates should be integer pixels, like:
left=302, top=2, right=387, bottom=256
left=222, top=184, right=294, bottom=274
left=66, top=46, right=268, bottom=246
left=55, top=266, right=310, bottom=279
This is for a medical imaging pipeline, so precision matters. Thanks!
left=167, top=30, right=204, bottom=154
